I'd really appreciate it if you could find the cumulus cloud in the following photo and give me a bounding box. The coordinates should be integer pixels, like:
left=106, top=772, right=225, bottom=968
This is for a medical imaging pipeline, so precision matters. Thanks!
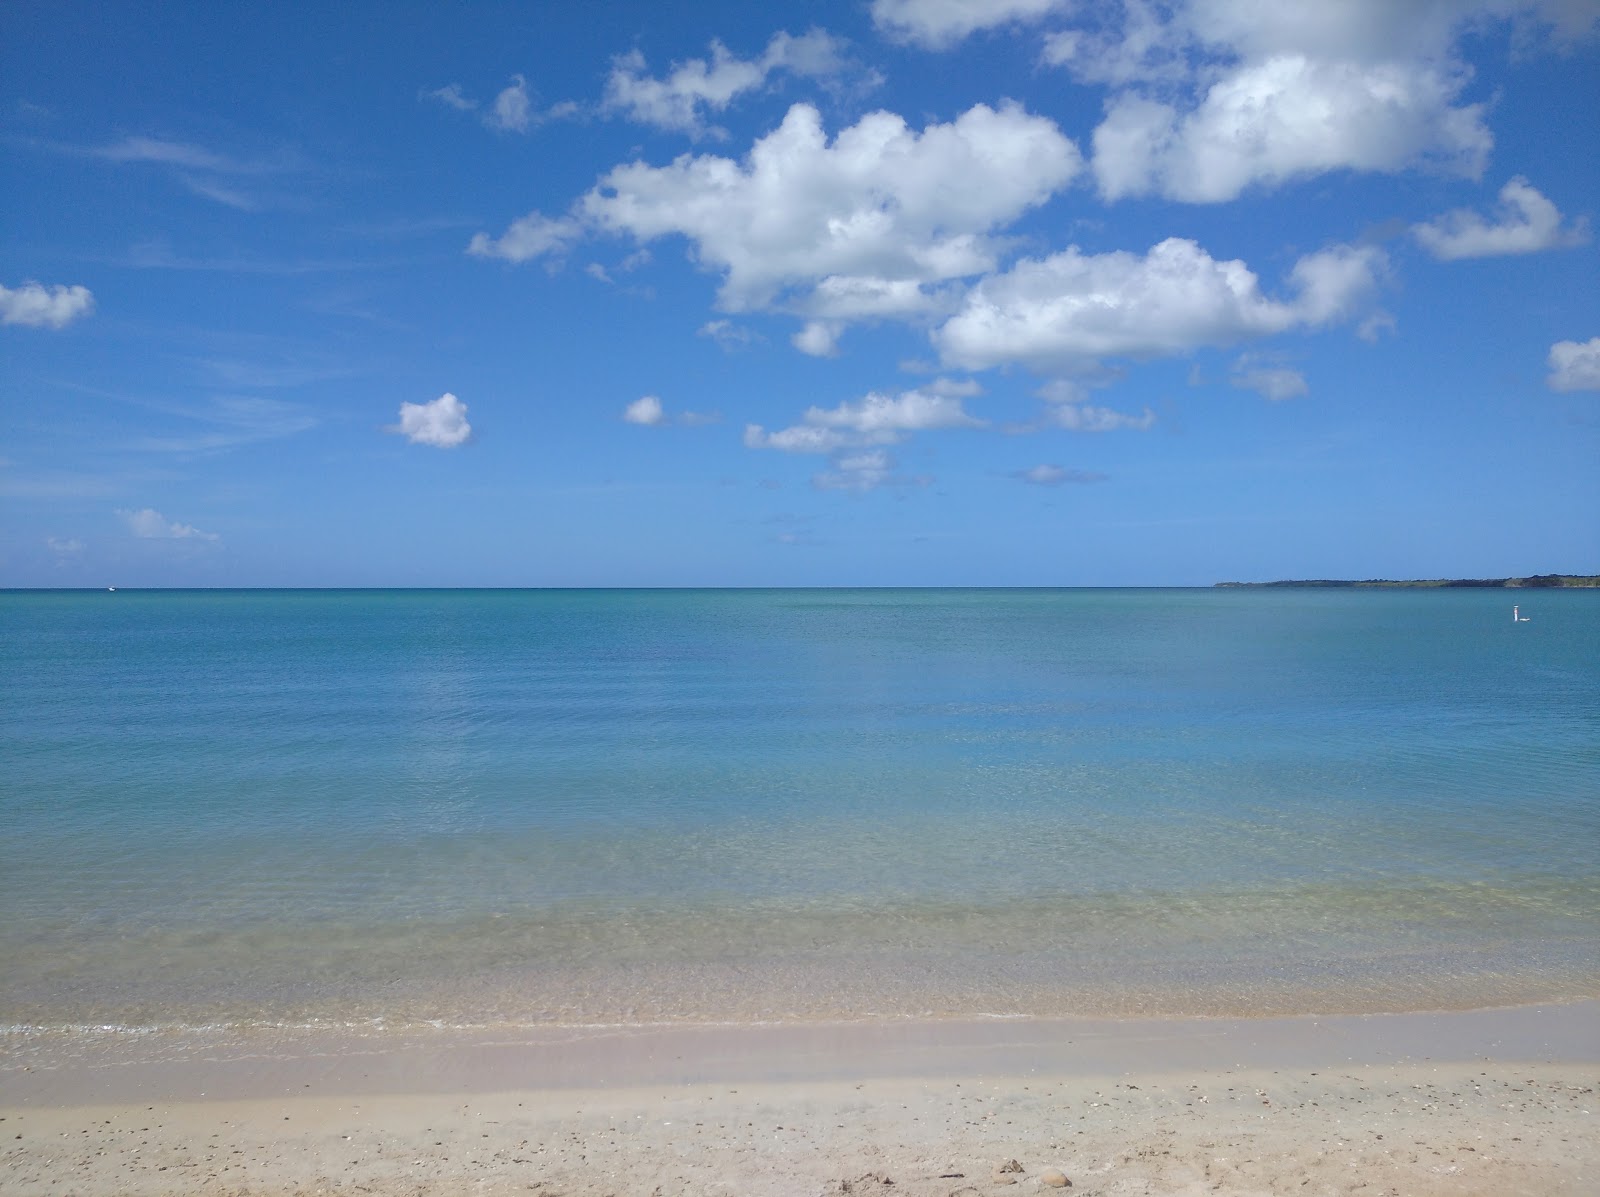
left=467, top=211, right=582, bottom=263
left=391, top=392, right=472, bottom=447
left=746, top=385, right=982, bottom=489
left=934, top=237, right=1385, bottom=373
left=1413, top=176, right=1589, bottom=260
left=1547, top=337, right=1600, bottom=392
left=746, top=386, right=985, bottom=453
left=793, top=320, right=842, bottom=357
left=488, top=74, right=534, bottom=132
left=624, top=394, right=718, bottom=426
left=0, top=280, right=95, bottom=329
left=603, top=29, right=852, bottom=139
left=118, top=508, right=219, bottom=541
left=624, top=395, right=666, bottom=425
left=872, top=0, right=1069, bottom=49
left=1091, top=57, right=1490, bottom=202
left=1012, top=463, right=1107, bottom=485
left=1230, top=355, right=1309, bottom=400
left=1034, top=1, right=1522, bottom=202
left=581, top=101, right=1081, bottom=323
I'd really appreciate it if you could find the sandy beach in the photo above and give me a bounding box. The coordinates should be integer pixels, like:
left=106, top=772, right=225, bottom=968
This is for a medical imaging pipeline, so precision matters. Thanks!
left=4, top=1003, right=1595, bottom=1195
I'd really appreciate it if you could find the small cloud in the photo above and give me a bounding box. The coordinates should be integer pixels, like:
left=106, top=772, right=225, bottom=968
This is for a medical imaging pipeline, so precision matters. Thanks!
left=624, top=395, right=718, bottom=426
left=424, top=77, right=575, bottom=132
left=488, top=74, right=533, bottom=133
left=467, top=210, right=582, bottom=263
left=813, top=448, right=897, bottom=492
left=0, top=280, right=95, bottom=329
left=699, top=319, right=761, bottom=351
left=585, top=262, right=613, bottom=283
left=793, top=320, right=841, bottom=357
left=1011, top=464, right=1107, bottom=486
left=1548, top=337, right=1600, bottom=392
left=422, top=83, right=476, bottom=112
left=1357, top=310, right=1397, bottom=343
left=1230, top=355, right=1309, bottom=401
left=1048, top=403, right=1155, bottom=432
left=46, top=536, right=85, bottom=556
left=391, top=392, right=472, bottom=447
left=118, top=507, right=219, bottom=541
left=624, top=395, right=666, bottom=426
left=1414, top=177, right=1589, bottom=260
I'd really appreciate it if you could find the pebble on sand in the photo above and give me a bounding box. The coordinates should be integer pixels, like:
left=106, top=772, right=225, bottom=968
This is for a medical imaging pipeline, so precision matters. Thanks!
left=1039, top=1168, right=1070, bottom=1187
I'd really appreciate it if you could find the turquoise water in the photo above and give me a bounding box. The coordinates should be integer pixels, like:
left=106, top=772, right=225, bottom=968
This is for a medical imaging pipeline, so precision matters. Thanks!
left=2, top=587, right=1596, bottom=1030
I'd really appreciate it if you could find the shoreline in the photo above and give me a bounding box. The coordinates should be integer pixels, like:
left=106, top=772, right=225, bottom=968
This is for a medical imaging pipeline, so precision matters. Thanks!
left=4, top=1003, right=1596, bottom=1195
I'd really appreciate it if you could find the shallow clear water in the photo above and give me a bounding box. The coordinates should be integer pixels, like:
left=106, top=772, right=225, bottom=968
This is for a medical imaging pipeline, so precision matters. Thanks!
left=2, top=587, right=1596, bottom=1029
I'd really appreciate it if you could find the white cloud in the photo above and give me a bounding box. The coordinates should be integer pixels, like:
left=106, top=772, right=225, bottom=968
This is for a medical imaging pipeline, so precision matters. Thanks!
left=88, top=135, right=295, bottom=209
left=746, top=386, right=982, bottom=490
left=423, top=83, right=476, bottom=112
left=624, top=395, right=666, bottom=425
left=699, top=319, right=761, bottom=350
left=1091, top=56, right=1491, bottom=202
left=1012, top=463, right=1108, bottom=485
left=1547, top=337, right=1600, bottom=392
left=0, top=280, right=95, bottom=329
left=1413, top=176, right=1590, bottom=260
left=118, top=508, right=219, bottom=541
left=747, top=386, right=985, bottom=454
left=624, top=394, right=719, bottom=426
left=391, top=392, right=472, bottom=447
left=934, top=237, right=1385, bottom=373
left=1047, top=403, right=1156, bottom=432
left=467, top=211, right=582, bottom=263
left=603, top=30, right=852, bottom=139
left=744, top=422, right=853, bottom=454
left=793, top=320, right=842, bottom=357
left=872, top=0, right=1069, bottom=49
left=1037, top=2, right=1523, bottom=202
left=424, top=77, right=576, bottom=133
left=488, top=74, right=533, bottom=132
left=1230, top=355, right=1309, bottom=400
left=46, top=536, right=85, bottom=556
left=94, top=136, right=247, bottom=172
left=582, top=100, right=1081, bottom=326
left=813, top=447, right=903, bottom=491
left=587, top=103, right=1075, bottom=308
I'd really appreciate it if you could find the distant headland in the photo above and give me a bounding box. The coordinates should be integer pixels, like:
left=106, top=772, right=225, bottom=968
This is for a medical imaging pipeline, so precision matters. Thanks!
left=1215, top=574, right=1599, bottom=588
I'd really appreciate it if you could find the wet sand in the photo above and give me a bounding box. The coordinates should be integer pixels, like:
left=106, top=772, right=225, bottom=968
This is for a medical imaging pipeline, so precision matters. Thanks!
left=3, top=1003, right=1597, bottom=1195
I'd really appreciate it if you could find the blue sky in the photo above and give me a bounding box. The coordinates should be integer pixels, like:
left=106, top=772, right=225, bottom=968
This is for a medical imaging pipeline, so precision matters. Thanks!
left=3, top=0, right=1598, bottom=587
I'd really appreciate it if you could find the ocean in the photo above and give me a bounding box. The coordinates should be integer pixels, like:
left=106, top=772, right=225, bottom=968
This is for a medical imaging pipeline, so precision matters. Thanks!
left=2, top=587, right=1596, bottom=1034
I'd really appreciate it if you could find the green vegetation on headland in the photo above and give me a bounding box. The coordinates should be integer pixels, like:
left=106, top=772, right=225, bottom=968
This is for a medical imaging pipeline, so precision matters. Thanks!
left=1216, top=574, right=1600, bottom=588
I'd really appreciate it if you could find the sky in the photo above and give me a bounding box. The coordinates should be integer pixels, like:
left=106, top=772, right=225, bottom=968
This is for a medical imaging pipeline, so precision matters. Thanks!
left=3, top=0, right=1598, bottom=587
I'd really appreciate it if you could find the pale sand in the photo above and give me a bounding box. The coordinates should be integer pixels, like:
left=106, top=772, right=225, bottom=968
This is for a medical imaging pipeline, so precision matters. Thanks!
left=3, top=1004, right=1596, bottom=1195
